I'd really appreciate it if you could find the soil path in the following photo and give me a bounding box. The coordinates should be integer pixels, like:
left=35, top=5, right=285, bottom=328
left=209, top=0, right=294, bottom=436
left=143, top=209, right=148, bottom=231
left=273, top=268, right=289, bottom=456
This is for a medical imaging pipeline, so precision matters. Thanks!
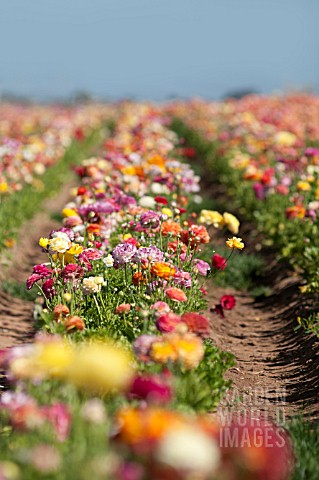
left=205, top=222, right=319, bottom=421
left=0, top=181, right=75, bottom=349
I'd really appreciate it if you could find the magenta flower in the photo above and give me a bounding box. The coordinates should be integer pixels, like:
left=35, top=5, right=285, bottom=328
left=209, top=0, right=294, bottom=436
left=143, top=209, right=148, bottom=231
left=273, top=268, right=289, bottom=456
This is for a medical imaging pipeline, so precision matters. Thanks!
left=61, top=264, right=84, bottom=282
left=129, top=375, right=171, bottom=403
left=26, top=273, right=42, bottom=290
left=140, top=210, right=161, bottom=229
left=42, top=279, right=56, bottom=299
left=32, top=264, right=53, bottom=278
left=220, top=294, right=236, bottom=310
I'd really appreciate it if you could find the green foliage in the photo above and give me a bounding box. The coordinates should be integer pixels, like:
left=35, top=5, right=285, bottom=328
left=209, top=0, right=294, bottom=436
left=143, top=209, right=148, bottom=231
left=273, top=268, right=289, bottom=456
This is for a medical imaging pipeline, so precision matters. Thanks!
left=288, top=417, right=319, bottom=480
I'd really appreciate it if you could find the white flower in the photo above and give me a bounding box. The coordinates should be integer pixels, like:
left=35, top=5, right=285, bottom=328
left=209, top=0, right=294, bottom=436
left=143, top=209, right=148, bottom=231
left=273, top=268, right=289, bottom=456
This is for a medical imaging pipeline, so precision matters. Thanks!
left=156, top=425, right=220, bottom=474
left=83, top=277, right=103, bottom=295
left=103, top=254, right=114, bottom=267
left=49, top=235, right=71, bottom=253
left=139, top=195, right=156, bottom=208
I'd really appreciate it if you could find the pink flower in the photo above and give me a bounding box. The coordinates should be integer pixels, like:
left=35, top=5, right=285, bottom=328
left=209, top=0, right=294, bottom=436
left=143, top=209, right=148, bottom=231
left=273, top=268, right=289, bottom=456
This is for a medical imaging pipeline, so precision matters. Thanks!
left=165, top=287, right=187, bottom=302
left=156, top=313, right=182, bottom=333
left=41, top=403, right=71, bottom=442
left=193, top=259, right=211, bottom=276
left=220, top=295, right=236, bottom=310
left=150, top=301, right=171, bottom=316
left=173, top=270, right=192, bottom=288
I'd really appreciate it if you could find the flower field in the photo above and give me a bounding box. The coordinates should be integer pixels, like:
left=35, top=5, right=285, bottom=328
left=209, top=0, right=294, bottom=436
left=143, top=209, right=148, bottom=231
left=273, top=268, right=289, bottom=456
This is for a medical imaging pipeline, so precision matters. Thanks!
left=0, top=98, right=318, bottom=479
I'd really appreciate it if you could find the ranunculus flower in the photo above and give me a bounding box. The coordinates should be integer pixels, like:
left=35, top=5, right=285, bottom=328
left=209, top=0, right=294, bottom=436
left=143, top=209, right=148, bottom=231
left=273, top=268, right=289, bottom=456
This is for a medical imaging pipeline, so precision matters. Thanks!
left=193, top=259, right=211, bottom=276
left=156, top=313, right=182, bottom=333
left=220, top=295, right=236, bottom=310
left=129, top=375, right=171, bottom=403
left=64, top=315, right=85, bottom=332
left=151, top=262, right=176, bottom=279
left=165, top=287, right=187, bottom=302
left=181, top=312, right=210, bottom=337
left=115, top=303, right=131, bottom=314
left=53, top=304, right=70, bottom=322
left=42, top=279, right=56, bottom=299
left=150, top=301, right=171, bottom=316
left=211, top=253, right=227, bottom=271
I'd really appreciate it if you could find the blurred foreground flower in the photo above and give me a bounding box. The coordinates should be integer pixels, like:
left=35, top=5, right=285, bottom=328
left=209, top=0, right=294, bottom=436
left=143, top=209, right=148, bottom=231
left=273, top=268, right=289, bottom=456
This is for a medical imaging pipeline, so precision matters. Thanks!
left=8, top=337, right=134, bottom=395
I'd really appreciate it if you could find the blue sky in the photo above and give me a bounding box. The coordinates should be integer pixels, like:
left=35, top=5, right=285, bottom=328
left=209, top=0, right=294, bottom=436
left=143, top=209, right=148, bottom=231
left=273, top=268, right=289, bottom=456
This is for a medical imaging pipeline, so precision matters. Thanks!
left=1, top=0, right=318, bottom=100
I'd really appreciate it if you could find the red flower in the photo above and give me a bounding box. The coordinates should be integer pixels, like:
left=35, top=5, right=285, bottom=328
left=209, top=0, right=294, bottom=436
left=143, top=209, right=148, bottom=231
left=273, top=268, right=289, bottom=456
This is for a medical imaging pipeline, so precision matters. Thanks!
left=155, top=196, right=168, bottom=205
left=211, top=253, right=227, bottom=271
left=181, top=312, right=210, bottom=337
left=220, top=295, right=236, bottom=310
left=210, top=304, right=225, bottom=318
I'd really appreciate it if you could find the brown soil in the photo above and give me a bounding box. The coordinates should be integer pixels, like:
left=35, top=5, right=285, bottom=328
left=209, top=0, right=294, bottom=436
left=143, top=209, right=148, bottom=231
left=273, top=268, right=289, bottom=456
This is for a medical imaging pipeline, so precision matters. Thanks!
left=0, top=181, right=75, bottom=349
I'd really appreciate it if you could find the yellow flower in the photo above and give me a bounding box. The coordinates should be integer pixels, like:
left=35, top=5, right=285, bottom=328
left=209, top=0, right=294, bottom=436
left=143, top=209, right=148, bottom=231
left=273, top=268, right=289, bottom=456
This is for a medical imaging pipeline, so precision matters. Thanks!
left=0, top=181, right=8, bottom=193
left=10, top=339, right=134, bottom=395
left=223, top=212, right=240, bottom=234
left=162, top=207, right=173, bottom=218
left=62, top=208, right=78, bottom=217
left=274, top=131, right=297, bottom=147
left=198, top=210, right=224, bottom=228
left=39, top=237, right=50, bottom=249
left=67, top=243, right=84, bottom=255
left=296, top=181, right=311, bottom=192
left=226, top=237, right=245, bottom=250
left=66, top=342, right=134, bottom=394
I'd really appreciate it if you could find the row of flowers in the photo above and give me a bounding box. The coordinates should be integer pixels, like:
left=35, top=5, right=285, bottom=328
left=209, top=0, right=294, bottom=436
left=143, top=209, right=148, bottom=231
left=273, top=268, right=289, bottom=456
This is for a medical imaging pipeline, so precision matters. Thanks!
left=0, top=103, right=115, bottom=196
left=0, top=102, right=293, bottom=480
left=168, top=95, right=319, bottom=318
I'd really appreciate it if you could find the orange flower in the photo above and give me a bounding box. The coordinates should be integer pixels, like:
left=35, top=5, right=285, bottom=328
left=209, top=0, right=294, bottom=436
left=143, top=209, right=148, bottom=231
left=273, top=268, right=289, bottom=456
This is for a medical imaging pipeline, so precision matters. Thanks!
left=150, top=332, right=204, bottom=369
left=132, top=271, right=148, bottom=286
left=64, top=315, right=85, bottom=332
left=151, top=262, right=176, bottom=280
left=86, top=224, right=101, bottom=235
left=116, top=407, right=182, bottom=446
left=181, top=225, right=210, bottom=248
left=285, top=205, right=306, bottom=219
left=165, top=287, right=187, bottom=302
left=161, top=221, right=181, bottom=237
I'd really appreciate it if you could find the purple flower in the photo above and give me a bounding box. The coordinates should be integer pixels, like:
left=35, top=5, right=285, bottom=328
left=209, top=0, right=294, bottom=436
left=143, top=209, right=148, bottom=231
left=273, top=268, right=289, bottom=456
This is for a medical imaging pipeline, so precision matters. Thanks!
left=193, top=259, right=211, bottom=276
left=112, top=243, right=137, bottom=265
left=132, top=246, right=164, bottom=263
